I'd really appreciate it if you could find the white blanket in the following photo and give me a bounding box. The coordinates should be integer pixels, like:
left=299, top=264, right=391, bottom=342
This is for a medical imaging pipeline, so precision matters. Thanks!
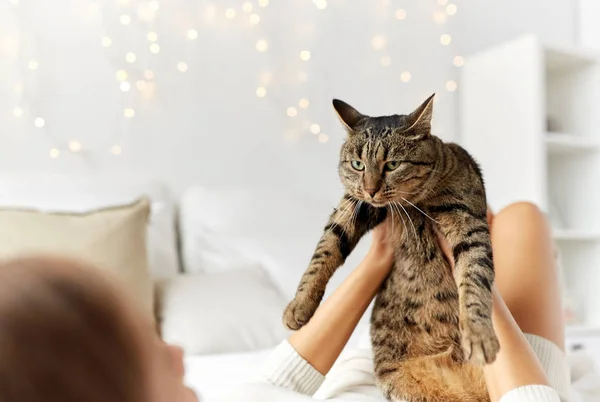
left=185, top=347, right=600, bottom=402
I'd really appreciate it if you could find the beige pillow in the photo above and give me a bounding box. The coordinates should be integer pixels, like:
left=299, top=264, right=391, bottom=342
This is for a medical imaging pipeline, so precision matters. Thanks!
left=0, top=198, right=153, bottom=315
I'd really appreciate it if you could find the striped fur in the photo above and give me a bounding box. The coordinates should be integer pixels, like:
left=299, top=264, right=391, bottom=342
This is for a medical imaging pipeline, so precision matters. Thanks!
left=283, top=95, right=499, bottom=402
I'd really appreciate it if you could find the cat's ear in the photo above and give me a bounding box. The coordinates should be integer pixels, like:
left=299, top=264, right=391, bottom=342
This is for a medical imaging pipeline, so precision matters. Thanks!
left=332, top=99, right=365, bottom=132
left=405, top=93, right=435, bottom=137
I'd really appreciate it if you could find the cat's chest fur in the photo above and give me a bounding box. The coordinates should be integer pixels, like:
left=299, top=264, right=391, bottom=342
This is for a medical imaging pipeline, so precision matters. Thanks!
left=371, top=209, right=462, bottom=360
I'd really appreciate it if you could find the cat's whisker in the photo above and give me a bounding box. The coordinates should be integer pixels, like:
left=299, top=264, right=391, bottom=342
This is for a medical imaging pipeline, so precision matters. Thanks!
left=350, top=200, right=363, bottom=231
left=390, top=202, right=408, bottom=239
left=388, top=202, right=395, bottom=235
left=323, top=199, right=355, bottom=239
left=401, top=197, right=440, bottom=224
left=395, top=201, right=419, bottom=249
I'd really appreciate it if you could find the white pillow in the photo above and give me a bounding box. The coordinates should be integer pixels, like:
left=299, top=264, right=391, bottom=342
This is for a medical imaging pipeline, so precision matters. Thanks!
left=156, top=267, right=289, bottom=355
left=179, top=186, right=324, bottom=275
left=0, top=173, right=179, bottom=278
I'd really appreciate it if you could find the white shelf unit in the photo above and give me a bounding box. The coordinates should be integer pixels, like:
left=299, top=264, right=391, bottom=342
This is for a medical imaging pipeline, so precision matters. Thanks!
left=460, top=34, right=600, bottom=328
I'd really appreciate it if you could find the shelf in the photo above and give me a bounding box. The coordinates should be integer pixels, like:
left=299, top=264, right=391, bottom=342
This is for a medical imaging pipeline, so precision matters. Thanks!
left=545, top=46, right=598, bottom=72
left=546, top=132, right=599, bottom=154
left=553, top=229, right=600, bottom=241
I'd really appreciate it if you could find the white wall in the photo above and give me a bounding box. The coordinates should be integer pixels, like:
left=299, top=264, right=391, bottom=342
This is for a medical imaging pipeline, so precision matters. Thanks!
left=0, top=0, right=576, bottom=196
left=0, top=0, right=577, bottom=298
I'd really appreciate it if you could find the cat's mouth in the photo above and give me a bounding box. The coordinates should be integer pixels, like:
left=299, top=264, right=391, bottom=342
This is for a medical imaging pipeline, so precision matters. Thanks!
left=364, top=199, right=389, bottom=208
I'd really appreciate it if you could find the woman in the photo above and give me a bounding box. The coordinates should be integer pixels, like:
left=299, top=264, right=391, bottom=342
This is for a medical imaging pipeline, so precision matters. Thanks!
left=0, top=202, right=569, bottom=401
left=0, top=256, right=198, bottom=402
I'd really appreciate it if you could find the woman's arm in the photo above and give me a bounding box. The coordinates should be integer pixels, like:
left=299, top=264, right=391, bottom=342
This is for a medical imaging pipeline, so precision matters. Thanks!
left=288, top=221, right=394, bottom=375
left=483, top=288, right=555, bottom=401
left=437, top=217, right=559, bottom=402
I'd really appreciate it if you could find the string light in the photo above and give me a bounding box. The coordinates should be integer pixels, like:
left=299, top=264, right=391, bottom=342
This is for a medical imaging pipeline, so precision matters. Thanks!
left=187, top=29, right=198, bottom=40
left=49, top=149, right=60, bottom=158
left=225, top=8, right=236, bottom=19
left=148, top=1, right=160, bottom=12
left=115, top=70, right=128, bottom=81
left=256, top=40, right=268, bottom=52
left=371, top=35, right=386, bottom=50
left=446, top=4, right=457, bottom=15
left=13, top=84, right=22, bottom=94
left=28, top=59, right=39, bottom=70
left=256, top=87, right=267, bottom=97
left=9, top=0, right=463, bottom=151
left=68, top=141, right=82, bottom=153
left=446, top=80, right=457, bottom=91
left=433, top=12, right=447, bottom=24
left=9, top=0, right=19, bottom=5
left=314, top=0, right=327, bottom=10
left=149, top=43, right=160, bottom=54
left=120, top=14, right=131, bottom=25
left=318, top=133, right=329, bottom=143
left=242, top=2, right=253, bottom=13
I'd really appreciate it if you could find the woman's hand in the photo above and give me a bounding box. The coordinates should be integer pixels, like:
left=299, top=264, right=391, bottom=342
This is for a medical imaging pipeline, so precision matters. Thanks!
left=366, top=218, right=395, bottom=273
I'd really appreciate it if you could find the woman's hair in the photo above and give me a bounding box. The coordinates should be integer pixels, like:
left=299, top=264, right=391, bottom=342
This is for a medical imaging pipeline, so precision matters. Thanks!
left=0, top=257, right=148, bottom=402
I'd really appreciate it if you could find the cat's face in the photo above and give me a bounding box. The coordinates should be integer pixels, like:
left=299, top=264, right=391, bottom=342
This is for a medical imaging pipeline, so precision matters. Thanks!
left=335, top=95, right=437, bottom=208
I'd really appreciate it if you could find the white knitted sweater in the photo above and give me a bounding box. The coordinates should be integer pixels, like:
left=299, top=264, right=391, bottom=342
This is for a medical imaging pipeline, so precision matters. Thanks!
left=222, top=334, right=570, bottom=401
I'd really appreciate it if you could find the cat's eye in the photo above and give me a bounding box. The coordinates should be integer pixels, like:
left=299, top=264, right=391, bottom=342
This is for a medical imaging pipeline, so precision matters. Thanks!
left=384, top=161, right=401, bottom=171
left=351, top=160, right=365, bottom=171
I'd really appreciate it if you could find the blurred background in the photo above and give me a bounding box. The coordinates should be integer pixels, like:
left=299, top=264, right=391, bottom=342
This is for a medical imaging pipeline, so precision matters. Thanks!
left=1, top=0, right=599, bottom=400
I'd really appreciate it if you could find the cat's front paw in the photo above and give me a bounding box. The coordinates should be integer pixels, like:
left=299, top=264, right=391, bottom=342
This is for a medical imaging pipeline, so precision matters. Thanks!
left=283, top=296, right=319, bottom=330
left=460, top=318, right=500, bottom=366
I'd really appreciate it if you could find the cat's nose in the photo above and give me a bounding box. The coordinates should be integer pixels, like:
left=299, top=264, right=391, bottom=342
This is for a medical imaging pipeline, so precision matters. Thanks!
left=365, top=188, right=378, bottom=198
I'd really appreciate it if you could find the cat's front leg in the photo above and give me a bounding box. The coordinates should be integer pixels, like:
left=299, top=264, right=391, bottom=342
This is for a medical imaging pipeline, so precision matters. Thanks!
left=429, top=202, right=500, bottom=366
left=283, top=196, right=386, bottom=330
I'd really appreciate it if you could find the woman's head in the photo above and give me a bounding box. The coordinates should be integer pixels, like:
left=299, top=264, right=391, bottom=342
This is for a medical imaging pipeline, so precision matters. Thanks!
left=0, top=256, right=196, bottom=402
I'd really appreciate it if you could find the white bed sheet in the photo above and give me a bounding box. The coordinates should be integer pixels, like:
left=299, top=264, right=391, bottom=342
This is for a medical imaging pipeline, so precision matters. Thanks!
left=184, top=349, right=272, bottom=402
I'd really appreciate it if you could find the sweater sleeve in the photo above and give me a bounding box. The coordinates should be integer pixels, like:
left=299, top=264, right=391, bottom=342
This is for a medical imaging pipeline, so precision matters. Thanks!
left=499, top=385, right=561, bottom=402
left=524, top=334, right=571, bottom=401
left=258, top=341, right=325, bottom=396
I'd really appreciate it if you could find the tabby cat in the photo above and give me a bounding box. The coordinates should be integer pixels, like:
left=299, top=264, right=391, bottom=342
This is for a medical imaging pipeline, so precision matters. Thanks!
left=283, top=95, right=500, bottom=402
